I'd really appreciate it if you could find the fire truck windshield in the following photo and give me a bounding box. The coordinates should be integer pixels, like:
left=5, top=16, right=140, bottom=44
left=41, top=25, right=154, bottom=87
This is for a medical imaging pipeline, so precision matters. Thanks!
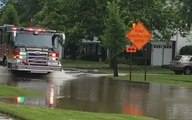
left=14, top=33, right=54, bottom=48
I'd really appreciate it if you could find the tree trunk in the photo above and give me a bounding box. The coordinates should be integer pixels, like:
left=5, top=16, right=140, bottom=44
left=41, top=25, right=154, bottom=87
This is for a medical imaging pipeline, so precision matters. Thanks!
left=111, top=55, right=118, bottom=77
left=109, top=50, right=113, bottom=68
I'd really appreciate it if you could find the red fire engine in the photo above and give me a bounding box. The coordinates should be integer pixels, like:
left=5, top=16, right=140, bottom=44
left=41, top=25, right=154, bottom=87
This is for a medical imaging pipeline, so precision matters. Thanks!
left=0, top=25, right=65, bottom=74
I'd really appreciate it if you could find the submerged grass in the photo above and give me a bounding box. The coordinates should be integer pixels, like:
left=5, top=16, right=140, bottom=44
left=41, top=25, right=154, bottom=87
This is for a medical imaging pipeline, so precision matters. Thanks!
left=0, top=85, right=41, bottom=97
left=0, top=103, right=155, bottom=120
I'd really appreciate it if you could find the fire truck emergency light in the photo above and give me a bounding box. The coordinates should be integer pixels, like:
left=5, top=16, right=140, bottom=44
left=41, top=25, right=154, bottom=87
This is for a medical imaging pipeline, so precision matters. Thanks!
left=13, top=50, right=27, bottom=59
left=11, top=26, right=57, bottom=34
left=11, top=27, right=47, bottom=32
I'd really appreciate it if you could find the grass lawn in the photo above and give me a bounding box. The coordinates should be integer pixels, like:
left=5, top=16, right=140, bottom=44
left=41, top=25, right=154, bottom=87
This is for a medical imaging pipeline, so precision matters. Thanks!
left=0, top=85, right=41, bottom=97
left=112, top=74, right=192, bottom=87
left=0, top=103, right=155, bottom=120
left=61, top=60, right=172, bottom=73
left=61, top=60, right=192, bottom=87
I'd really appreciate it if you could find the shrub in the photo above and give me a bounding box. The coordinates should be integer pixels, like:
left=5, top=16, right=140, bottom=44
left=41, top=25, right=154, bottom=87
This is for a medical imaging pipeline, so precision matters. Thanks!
left=180, top=45, right=192, bottom=55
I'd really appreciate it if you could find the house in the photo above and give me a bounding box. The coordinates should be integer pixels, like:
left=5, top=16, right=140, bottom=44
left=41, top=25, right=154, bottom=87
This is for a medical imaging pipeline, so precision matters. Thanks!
left=150, top=41, right=173, bottom=66
left=76, top=31, right=191, bottom=66
left=150, top=31, right=192, bottom=66
left=77, top=39, right=172, bottom=66
left=78, top=37, right=107, bottom=61
left=171, top=31, right=192, bottom=56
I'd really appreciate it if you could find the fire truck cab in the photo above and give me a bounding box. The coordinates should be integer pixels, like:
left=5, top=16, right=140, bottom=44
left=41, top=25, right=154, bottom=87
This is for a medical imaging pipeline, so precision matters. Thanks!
left=0, top=25, right=65, bottom=74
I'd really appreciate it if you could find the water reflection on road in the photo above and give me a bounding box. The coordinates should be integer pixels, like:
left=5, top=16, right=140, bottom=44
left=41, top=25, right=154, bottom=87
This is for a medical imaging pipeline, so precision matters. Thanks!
left=0, top=67, right=192, bottom=120
left=56, top=77, right=149, bottom=114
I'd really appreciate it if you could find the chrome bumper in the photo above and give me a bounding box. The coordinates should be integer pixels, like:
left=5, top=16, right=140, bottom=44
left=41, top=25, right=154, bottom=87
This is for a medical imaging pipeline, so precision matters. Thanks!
left=11, top=64, right=62, bottom=73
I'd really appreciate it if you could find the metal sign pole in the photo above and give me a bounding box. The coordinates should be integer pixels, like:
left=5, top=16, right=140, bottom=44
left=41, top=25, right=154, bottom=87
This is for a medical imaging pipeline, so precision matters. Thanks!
left=129, top=52, right=132, bottom=81
left=126, top=21, right=152, bottom=82
left=144, top=46, right=147, bottom=81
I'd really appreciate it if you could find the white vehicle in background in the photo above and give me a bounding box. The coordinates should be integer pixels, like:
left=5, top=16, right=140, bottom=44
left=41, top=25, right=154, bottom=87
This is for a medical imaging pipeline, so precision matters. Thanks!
left=170, top=55, right=192, bottom=75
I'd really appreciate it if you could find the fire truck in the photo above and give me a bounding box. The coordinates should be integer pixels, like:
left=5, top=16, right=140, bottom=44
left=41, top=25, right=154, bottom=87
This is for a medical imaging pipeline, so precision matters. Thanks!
left=0, top=25, right=65, bottom=74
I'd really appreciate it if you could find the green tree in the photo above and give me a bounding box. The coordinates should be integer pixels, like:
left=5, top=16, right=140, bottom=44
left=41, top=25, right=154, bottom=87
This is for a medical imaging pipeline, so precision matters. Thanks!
left=35, top=0, right=107, bottom=41
left=179, top=0, right=192, bottom=30
left=1, top=4, right=20, bottom=25
left=101, top=0, right=127, bottom=77
left=80, top=0, right=107, bottom=40
left=120, top=0, right=182, bottom=41
left=35, top=0, right=108, bottom=59
left=35, top=0, right=84, bottom=42
left=12, top=0, right=42, bottom=26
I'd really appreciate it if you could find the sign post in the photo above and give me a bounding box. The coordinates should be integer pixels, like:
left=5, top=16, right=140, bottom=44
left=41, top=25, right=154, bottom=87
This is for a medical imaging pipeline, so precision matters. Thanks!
left=144, top=46, right=147, bottom=81
left=129, top=52, right=132, bottom=81
left=126, top=22, right=152, bottom=81
left=126, top=45, right=137, bottom=81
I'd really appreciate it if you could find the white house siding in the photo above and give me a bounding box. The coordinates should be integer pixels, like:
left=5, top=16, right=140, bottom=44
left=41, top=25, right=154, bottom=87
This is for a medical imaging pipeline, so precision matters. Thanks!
left=151, top=44, right=163, bottom=66
left=163, top=45, right=172, bottom=65
left=171, top=32, right=192, bottom=56
left=151, top=41, right=172, bottom=66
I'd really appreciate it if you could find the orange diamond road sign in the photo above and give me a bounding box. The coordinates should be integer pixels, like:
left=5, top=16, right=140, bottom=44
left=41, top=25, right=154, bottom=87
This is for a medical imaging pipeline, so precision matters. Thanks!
left=126, top=22, right=152, bottom=50
left=126, top=45, right=137, bottom=53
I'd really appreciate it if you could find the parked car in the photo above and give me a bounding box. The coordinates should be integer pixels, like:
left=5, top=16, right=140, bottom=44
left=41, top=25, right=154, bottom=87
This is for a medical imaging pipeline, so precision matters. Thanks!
left=170, top=55, right=192, bottom=75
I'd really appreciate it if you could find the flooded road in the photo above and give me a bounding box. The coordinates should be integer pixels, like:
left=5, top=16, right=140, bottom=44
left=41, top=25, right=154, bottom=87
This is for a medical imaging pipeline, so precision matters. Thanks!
left=0, top=66, right=192, bottom=120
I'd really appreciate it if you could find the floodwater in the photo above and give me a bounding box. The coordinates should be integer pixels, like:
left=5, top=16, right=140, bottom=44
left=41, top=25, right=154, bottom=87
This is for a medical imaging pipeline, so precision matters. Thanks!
left=0, top=66, right=192, bottom=120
